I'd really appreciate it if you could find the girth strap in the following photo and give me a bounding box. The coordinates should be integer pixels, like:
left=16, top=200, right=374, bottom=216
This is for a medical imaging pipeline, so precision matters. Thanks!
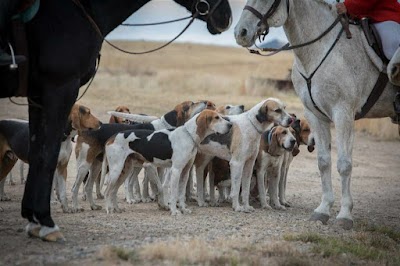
left=355, top=71, right=388, bottom=120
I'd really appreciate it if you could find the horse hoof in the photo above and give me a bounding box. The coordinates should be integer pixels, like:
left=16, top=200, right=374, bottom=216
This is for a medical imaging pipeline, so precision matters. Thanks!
left=91, top=205, right=102, bottom=211
left=336, top=218, right=354, bottom=230
left=309, top=212, right=330, bottom=225
left=26, top=223, right=41, bottom=238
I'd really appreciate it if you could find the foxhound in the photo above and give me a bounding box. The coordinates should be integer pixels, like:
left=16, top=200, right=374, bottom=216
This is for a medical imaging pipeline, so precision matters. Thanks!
left=186, top=104, right=246, bottom=202
left=101, top=109, right=232, bottom=215
left=277, top=117, right=315, bottom=208
left=72, top=100, right=211, bottom=212
left=0, top=105, right=101, bottom=212
left=195, top=98, right=294, bottom=212
left=109, top=105, right=131, bottom=124
left=255, top=126, right=297, bottom=210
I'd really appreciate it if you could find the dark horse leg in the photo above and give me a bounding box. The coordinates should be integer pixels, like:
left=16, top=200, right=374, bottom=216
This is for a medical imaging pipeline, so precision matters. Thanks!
left=22, top=78, right=79, bottom=242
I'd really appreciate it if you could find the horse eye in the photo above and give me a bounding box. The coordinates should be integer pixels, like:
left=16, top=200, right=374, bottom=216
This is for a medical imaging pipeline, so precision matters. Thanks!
left=226, top=106, right=231, bottom=109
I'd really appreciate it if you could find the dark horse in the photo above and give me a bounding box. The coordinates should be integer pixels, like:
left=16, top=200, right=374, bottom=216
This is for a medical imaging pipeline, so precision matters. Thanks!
left=2, top=0, right=231, bottom=241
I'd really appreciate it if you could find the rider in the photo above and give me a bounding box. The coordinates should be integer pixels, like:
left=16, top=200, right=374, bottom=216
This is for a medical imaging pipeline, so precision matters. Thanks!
left=0, top=0, right=25, bottom=66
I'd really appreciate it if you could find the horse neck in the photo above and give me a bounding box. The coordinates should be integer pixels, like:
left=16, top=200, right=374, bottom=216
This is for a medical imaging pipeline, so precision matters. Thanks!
left=88, top=0, right=151, bottom=36
left=283, top=0, right=339, bottom=74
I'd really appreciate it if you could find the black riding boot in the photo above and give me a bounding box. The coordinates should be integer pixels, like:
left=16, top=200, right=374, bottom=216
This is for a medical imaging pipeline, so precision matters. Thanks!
left=0, top=0, right=25, bottom=67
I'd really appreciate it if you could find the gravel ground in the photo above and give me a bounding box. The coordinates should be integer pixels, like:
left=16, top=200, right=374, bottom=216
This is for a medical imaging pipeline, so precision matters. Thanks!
left=0, top=129, right=399, bottom=265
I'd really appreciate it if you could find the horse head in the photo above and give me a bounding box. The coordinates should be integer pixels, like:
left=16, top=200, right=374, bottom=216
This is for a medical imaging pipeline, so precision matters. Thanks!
left=174, top=0, right=232, bottom=34
left=234, top=0, right=290, bottom=47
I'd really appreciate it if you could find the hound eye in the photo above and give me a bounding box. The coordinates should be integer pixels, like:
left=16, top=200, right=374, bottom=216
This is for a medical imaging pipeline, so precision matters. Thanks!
left=215, top=116, right=219, bottom=119
left=282, top=131, right=287, bottom=135
left=303, top=129, right=310, bottom=132
left=275, top=109, right=282, bottom=113
left=226, top=106, right=231, bottom=109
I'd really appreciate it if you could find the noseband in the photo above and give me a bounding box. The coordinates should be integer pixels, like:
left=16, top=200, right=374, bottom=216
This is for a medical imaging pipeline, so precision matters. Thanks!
left=243, top=0, right=288, bottom=40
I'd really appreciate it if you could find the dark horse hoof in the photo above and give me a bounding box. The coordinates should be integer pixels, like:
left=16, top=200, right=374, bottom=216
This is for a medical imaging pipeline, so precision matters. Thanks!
left=309, top=212, right=330, bottom=225
left=336, top=218, right=354, bottom=230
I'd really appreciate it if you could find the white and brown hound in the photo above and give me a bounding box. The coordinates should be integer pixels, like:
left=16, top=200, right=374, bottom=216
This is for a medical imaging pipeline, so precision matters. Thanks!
left=0, top=105, right=101, bottom=213
left=109, top=105, right=131, bottom=124
left=195, top=98, right=294, bottom=212
left=101, top=109, right=232, bottom=215
left=72, top=100, right=211, bottom=212
left=255, top=126, right=297, bottom=210
left=277, top=117, right=315, bottom=208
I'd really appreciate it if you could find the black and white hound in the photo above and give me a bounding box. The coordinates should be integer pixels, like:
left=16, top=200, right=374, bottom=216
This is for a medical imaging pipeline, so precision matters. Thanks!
left=101, top=109, right=232, bottom=215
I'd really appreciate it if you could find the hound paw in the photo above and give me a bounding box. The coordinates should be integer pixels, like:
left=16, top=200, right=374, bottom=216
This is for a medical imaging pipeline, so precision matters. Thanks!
left=0, top=207, right=3, bottom=212
left=170, top=209, right=182, bottom=216
left=142, top=197, right=153, bottom=203
left=8, top=180, right=16, bottom=186
left=158, top=203, right=170, bottom=211
left=181, top=208, right=192, bottom=214
left=280, top=201, right=291, bottom=207
left=233, top=205, right=245, bottom=212
left=90, top=204, right=102, bottom=211
left=242, top=205, right=255, bottom=213
left=271, top=204, right=286, bottom=211
left=61, top=206, right=72, bottom=213
left=70, top=207, right=84, bottom=213
left=81, top=195, right=87, bottom=201
left=0, top=195, right=11, bottom=201
left=96, top=193, right=104, bottom=200
left=261, top=203, right=273, bottom=210
left=126, top=198, right=141, bottom=204
left=209, top=201, right=220, bottom=207
left=50, top=200, right=58, bottom=205
left=197, top=201, right=209, bottom=207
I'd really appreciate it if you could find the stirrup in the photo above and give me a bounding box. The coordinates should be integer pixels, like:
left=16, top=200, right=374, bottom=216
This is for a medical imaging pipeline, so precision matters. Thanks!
left=8, top=43, right=19, bottom=70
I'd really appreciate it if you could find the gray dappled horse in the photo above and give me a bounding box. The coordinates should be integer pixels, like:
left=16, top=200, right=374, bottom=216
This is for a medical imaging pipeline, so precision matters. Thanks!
left=235, top=0, right=398, bottom=229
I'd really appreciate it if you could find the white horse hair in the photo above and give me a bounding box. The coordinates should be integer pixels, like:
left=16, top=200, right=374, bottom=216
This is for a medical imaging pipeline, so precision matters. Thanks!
left=235, top=0, right=398, bottom=229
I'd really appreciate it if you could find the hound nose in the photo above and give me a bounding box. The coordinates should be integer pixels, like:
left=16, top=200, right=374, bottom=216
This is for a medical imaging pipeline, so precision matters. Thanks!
left=290, top=139, right=296, bottom=147
left=228, top=123, right=233, bottom=129
left=240, top=28, right=248, bottom=37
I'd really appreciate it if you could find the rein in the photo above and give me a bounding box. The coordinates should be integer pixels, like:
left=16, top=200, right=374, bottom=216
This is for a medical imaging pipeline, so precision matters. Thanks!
left=72, top=0, right=223, bottom=55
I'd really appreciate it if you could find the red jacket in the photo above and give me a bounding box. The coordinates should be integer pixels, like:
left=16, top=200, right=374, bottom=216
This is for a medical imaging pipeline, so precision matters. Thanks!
left=344, top=0, right=400, bottom=23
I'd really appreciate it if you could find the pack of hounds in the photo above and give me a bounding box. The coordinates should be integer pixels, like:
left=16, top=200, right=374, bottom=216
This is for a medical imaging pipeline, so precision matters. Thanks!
left=0, top=98, right=315, bottom=215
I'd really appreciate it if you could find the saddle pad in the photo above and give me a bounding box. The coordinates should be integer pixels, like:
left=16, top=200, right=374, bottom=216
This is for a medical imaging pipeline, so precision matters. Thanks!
left=12, top=0, right=40, bottom=23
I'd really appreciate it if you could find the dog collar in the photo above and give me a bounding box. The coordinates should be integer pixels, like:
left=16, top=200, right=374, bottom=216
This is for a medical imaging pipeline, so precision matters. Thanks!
left=267, top=126, right=277, bottom=145
left=160, top=116, right=175, bottom=130
left=247, top=113, right=264, bottom=134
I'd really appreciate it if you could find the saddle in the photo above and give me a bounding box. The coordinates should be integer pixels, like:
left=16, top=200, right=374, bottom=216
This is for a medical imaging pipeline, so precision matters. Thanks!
left=0, top=0, right=39, bottom=98
left=359, top=17, right=389, bottom=66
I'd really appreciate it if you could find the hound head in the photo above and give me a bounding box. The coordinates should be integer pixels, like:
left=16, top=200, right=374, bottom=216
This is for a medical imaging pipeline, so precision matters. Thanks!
left=265, top=125, right=296, bottom=156
left=109, top=105, right=131, bottom=124
left=216, top=104, right=245, bottom=115
left=255, top=98, right=293, bottom=129
left=175, top=100, right=216, bottom=126
left=291, top=117, right=315, bottom=152
left=196, top=109, right=232, bottom=140
left=69, top=104, right=101, bottom=132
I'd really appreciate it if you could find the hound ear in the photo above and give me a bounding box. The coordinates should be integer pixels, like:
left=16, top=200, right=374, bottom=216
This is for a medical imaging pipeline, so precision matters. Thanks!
left=291, top=118, right=301, bottom=134
left=267, top=131, right=282, bottom=156
left=292, top=143, right=300, bottom=157
left=256, top=107, right=268, bottom=123
left=69, top=105, right=82, bottom=131
left=206, top=114, right=213, bottom=125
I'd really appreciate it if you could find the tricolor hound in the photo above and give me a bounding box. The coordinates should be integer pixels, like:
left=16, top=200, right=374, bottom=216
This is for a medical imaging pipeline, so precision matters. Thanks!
left=102, top=109, right=232, bottom=215
left=195, top=98, right=294, bottom=212
left=0, top=104, right=101, bottom=212
left=72, top=100, right=211, bottom=212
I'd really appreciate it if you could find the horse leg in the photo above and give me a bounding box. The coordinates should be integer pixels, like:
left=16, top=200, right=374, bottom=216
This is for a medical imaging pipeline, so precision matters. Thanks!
left=333, top=113, right=355, bottom=230
left=306, top=111, right=334, bottom=225
left=22, top=79, right=79, bottom=242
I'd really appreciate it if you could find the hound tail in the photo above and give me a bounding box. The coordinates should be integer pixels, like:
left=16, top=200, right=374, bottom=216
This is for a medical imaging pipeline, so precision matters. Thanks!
left=107, top=111, right=159, bottom=123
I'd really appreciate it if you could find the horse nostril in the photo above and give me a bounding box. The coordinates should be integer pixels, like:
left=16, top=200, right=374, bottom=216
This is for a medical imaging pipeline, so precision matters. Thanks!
left=240, top=28, right=247, bottom=37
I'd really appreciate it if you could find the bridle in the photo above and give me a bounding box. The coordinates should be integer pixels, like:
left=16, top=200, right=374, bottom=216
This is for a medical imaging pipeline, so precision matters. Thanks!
left=243, top=0, right=288, bottom=42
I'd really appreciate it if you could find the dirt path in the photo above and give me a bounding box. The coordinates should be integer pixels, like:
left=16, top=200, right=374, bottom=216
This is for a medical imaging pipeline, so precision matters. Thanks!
left=0, top=129, right=399, bottom=265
